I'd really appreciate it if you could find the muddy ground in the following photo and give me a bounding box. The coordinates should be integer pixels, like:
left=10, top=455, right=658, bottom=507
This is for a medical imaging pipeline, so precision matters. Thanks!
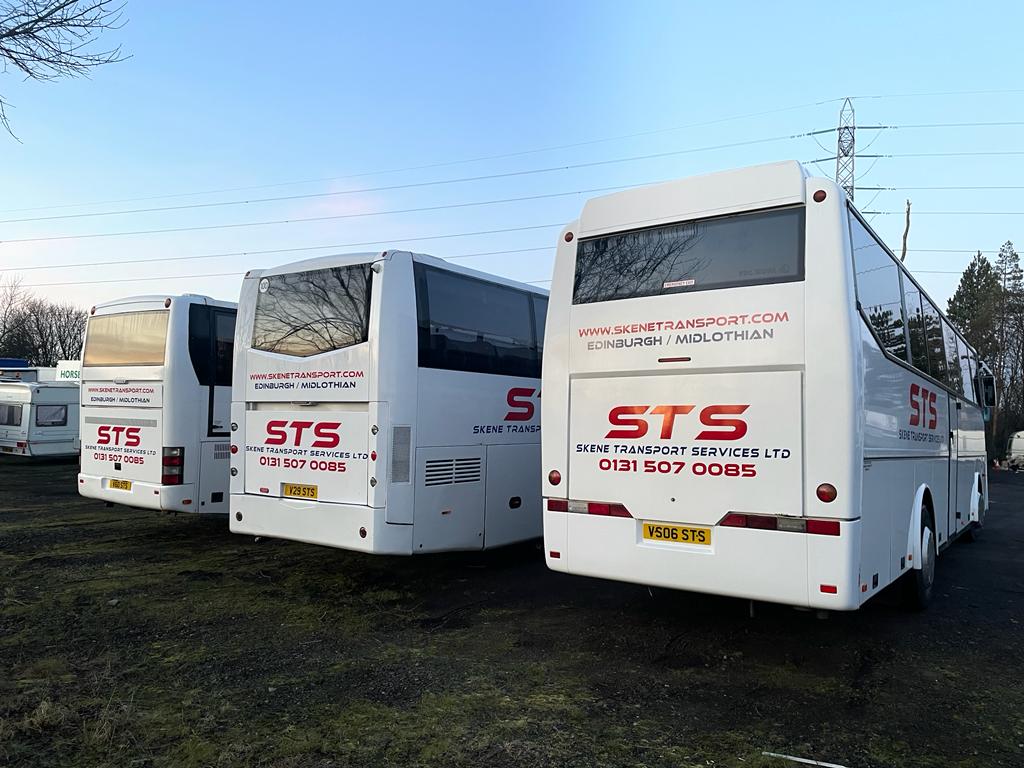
left=1, top=459, right=1022, bottom=768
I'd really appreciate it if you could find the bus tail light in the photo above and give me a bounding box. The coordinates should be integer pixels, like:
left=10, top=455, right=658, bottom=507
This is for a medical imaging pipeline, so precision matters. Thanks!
left=718, top=513, right=841, bottom=536
left=554, top=499, right=632, bottom=517
left=16, top=441, right=26, bottom=449
left=548, top=470, right=562, bottom=486
left=162, top=447, right=184, bottom=485
left=806, top=519, right=841, bottom=536
left=587, top=502, right=632, bottom=518
left=816, top=483, right=838, bottom=503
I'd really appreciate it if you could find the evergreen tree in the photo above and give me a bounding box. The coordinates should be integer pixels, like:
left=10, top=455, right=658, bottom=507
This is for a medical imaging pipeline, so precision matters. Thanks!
left=947, top=251, right=1000, bottom=362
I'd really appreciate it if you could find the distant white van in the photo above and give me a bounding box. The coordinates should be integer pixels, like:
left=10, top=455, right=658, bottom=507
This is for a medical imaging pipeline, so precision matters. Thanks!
left=0, top=380, right=81, bottom=457
left=1006, top=431, right=1024, bottom=470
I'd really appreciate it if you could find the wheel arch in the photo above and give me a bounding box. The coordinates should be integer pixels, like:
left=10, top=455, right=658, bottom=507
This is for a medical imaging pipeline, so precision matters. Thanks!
left=907, top=483, right=933, bottom=571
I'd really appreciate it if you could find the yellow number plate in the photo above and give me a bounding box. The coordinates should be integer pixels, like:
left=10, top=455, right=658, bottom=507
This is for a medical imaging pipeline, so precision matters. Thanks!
left=642, top=522, right=711, bottom=546
left=109, top=479, right=132, bottom=492
left=283, top=483, right=318, bottom=499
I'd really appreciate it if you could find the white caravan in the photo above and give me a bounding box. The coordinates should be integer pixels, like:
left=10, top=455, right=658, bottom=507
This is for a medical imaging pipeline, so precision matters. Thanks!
left=230, top=251, right=546, bottom=554
left=78, top=295, right=237, bottom=513
left=0, top=380, right=80, bottom=457
left=542, top=161, right=993, bottom=610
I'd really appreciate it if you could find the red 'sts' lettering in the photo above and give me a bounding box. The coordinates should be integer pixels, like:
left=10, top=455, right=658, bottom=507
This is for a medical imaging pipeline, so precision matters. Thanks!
left=695, top=405, right=750, bottom=441
left=312, top=421, right=342, bottom=448
left=649, top=405, right=695, bottom=439
left=605, top=406, right=650, bottom=439
left=504, top=387, right=537, bottom=422
left=96, top=425, right=141, bottom=446
left=266, top=420, right=288, bottom=445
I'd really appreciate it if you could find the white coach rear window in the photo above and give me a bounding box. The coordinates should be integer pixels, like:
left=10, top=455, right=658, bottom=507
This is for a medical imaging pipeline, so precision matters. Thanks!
left=83, top=311, right=169, bottom=366
left=252, top=264, right=373, bottom=357
left=572, top=206, right=804, bottom=304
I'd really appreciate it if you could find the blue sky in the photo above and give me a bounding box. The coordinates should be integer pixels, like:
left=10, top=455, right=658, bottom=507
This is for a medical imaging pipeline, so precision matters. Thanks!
left=1, top=0, right=1022, bottom=310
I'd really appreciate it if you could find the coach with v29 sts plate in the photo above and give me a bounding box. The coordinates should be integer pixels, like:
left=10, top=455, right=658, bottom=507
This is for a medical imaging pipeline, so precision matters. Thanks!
left=229, top=251, right=547, bottom=555
left=78, top=294, right=237, bottom=513
left=542, top=161, right=995, bottom=611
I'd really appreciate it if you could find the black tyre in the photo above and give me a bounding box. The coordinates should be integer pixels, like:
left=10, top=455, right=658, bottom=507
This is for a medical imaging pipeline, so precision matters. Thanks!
left=903, top=507, right=936, bottom=610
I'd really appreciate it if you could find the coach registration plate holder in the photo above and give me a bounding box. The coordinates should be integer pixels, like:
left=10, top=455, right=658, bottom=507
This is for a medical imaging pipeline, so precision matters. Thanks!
left=282, top=483, right=318, bottom=500
left=641, top=521, right=712, bottom=546
left=109, top=478, right=132, bottom=492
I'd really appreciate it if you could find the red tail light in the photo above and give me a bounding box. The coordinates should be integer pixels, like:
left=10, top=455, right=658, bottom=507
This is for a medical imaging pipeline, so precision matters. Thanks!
left=720, top=513, right=748, bottom=527
left=806, top=519, right=841, bottom=536
left=746, top=515, right=778, bottom=530
left=587, top=502, right=632, bottom=518
left=161, top=447, right=184, bottom=486
left=548, top=469, right=562, bottom=486
left=546, top=498, right=568, bottom=512
left=816, top=483, right=838, bottom=503
left=16, top=441, right=26, bottom=449
left=820, top=584, right=838, bottom=594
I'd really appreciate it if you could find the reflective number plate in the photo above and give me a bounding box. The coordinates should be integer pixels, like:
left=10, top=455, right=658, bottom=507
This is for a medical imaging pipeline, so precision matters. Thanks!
left=109, top=479, right=132, bottom=492
left=642, top=522, right=711, bottom=546
left=283, top=483, right=318, bottom=500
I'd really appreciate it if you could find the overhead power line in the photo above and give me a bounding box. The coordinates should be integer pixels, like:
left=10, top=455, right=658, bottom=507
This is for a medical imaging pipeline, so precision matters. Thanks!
left=862, top=210, right=1024, bottom=216
left=0, top=98, right=844, bottom=216
left=0, top=131, right=820, bottom=230
left=857, top=185, right=1024, bottom=191
left=807, top=150, right=1024, bottom=163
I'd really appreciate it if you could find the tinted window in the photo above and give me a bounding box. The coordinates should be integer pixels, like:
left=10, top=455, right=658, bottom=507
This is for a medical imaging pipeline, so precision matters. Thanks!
left=943, top=322, right=963, bottom=396
left=83, top=311, right=169, bottom=367
left=188, top=305, right=213, bottom=385
left=0, top=404, right=21, bottom=426
left=968, top=350, right=979, bottom=402
left=956, top=336, right=975, bottom=402
left=36, top=404, right=67, bottom=427
left=416, top=264, right=542, bottom=378
left=851, top=216, right=908, bottom=361
left=533, top=295, right=548, bottom=361
left=573, top=206, right=804, bottom=304
left=902, top=286, right=930, bottom=373
left=214, top=311, right=235, bottom=386
left=921, top=297, right=947, bottom=385
left=252, top=265, right=373, bottom=357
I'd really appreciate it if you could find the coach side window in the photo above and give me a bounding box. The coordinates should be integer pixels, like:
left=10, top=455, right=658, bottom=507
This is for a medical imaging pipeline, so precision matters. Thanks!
left=942, top=321, right=963, bottom=396
left=902, top=285, right=931, bottom=374
left=416, top=264, right=541, bottom=378
left=921, top=297, right=947, bottom=385
left=851, top=215, right=908, bottom=361
left=956, top=336, right=975, bottom=402
left=533, top=295, right=548, bottom=362
left=214, top=310, right=235, bottom=387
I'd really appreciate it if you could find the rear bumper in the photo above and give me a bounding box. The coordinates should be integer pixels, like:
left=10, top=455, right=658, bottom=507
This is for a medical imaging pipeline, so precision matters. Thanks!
left=78, top=473, right=201, bottom=513
left=229, top=493, right=414, bottom=555
left=544, top=509, right=860, bottom=610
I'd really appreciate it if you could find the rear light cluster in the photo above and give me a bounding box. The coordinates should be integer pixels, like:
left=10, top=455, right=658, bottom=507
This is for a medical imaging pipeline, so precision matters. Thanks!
left=720, top=512, right=840, bottom=536
left=546, top=499, right=633, bottom=518
left=162, top=447, right=184, bottom=485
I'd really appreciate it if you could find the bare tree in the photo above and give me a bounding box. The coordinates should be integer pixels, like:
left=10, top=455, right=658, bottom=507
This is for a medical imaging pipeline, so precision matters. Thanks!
left=0, top=276, right=30, bottom=351
left=0, top=0, right=126, bottom=136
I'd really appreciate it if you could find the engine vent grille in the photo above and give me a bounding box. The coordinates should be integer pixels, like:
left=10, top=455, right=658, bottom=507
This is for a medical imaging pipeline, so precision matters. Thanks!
left=423, top=457, right=482, bottom=486
left=390, top=426, right=411, bottom=484
left=213, top=443, right=231, bottom=461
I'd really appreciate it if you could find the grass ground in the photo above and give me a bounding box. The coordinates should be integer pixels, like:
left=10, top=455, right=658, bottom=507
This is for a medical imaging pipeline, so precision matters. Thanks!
left=1, top=459, right=1022, bottom=767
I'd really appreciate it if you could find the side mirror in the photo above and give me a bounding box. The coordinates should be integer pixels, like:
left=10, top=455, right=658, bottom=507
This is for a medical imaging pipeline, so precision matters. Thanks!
left=982, top=406, right=992, bottom=423
left=980, top=373, right=996, bottom=409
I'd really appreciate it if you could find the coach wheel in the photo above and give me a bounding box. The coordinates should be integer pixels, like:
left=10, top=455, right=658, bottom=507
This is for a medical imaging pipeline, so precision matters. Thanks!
left=903, top=507, right=936, bottom=610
